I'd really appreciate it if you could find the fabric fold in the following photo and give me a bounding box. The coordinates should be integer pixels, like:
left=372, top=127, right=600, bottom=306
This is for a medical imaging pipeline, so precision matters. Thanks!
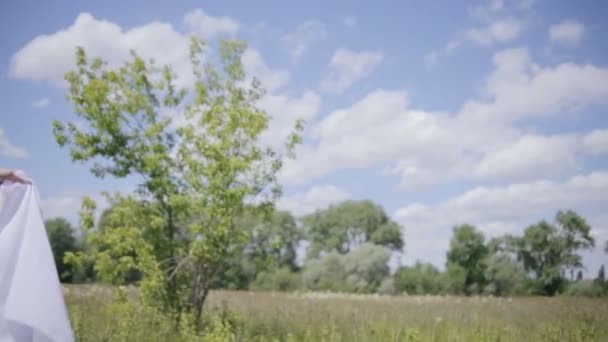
left=0, top=176, right=74, bottom=342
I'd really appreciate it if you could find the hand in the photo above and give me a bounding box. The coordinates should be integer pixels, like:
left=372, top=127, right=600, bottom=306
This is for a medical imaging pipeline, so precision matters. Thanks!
left=0, top=168, right=31, bottom=184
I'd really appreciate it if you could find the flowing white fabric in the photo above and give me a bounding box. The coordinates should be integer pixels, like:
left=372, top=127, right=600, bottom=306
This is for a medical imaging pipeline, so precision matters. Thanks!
left=0, top=175, right=74, bottom=342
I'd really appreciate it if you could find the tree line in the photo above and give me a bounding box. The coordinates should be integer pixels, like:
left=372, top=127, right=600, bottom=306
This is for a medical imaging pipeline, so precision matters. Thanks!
left=46, top=200, right=608, bottom=298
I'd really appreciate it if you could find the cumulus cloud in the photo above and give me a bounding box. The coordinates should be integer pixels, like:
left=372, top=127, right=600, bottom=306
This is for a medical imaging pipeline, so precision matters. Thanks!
left=320, top=48, right=383, bottom=94
left=394, top=171, right=608, bottom=268
left=549, top=20, right=585, bottom=45
left=428, top=3, right=528, bottom=65
left=463, top=47, right=608, bottom=122
left=277, top=185, right=351, bottom=216
left=473, top=134, right=580, bottom=181
left=258, top=91, right=322, bottom=150
left=10, top=13, right=192, bottom=87
left=0, top=128, right=28, bottom=159
left=282, top=20, right=327, bottom=60
left=241, top=48, right=289, bottom=92
left=466, top=17, right=523, bottom=45
left=281, top=47, right=608, bottom=188
left=182, top=8, right=239, bottom=38
left=10, top=10, right=241, bottom=88
left=583, top=129, right=608, bottom=155
left=32, top=97, right=50, bottom=109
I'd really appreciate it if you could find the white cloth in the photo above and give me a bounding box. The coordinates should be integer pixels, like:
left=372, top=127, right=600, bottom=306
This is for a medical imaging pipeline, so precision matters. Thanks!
left=0, top=175, right=74, bottom=342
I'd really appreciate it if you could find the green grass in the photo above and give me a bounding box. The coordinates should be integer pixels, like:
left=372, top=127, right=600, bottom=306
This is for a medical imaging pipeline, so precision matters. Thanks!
left=64, top=284, right=608, bottom=341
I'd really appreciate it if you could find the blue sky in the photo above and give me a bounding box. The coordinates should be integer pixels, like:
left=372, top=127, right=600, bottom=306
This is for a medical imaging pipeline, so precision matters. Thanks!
left=1, top=0, right=607, bottom=273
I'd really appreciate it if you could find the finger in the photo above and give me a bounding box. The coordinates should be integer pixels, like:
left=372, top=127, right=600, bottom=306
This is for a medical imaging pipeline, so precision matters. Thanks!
left=10, top=174, right=31, bottom=184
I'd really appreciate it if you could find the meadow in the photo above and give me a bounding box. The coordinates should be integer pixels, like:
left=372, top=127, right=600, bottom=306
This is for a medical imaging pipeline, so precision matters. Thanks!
left=64, top=285, right=608, bottom=342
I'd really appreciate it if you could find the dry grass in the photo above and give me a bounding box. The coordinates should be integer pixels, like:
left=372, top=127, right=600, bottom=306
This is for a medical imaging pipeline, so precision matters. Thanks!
left=63, top=284, right=608, bottom=341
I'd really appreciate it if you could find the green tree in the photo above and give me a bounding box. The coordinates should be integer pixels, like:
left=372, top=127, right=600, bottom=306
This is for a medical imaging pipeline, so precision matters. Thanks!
left=446, top=224, right=488, bottom=295
left=302, top=200, right=403, bottom=259
left=441, top=263, right=467, bottom=294
left=342, top=243, right=391, bottom=293
left=55, top=37, right=303, bottom=320
left=598, top=265, right=606, bottom=283
left=394, top=261, right=443, bottom=295
left=595, top=265, right=606, bottom=293
left=514, top=210, right=594, bottom=296
left=213, top=208, right=302, bottom=289
left=45, top=217, right=79, bottom=282
left=303, top=251, right=348, bottom=292
left=483, top=254, right=529, bottom=296
left=250, top=267, right=303, bottom=292
left=302, top=243, right=391, bottom=293
left=241, top=208, right=301, bottom=272
left=483, top=236, right=529, bottom=296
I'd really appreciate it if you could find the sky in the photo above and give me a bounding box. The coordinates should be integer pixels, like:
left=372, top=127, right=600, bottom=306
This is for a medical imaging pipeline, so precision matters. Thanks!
left=1, top=0, right=607, bottom=274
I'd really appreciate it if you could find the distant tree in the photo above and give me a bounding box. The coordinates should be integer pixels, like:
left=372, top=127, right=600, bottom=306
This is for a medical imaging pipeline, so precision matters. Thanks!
left=45, top=217, right=79, bottom=282
left=377, top=277, right=397, bottom=295
left=596, top=265, right=605, bottom=285
left=303, top=243, right=390, bottom=293
left=556, top=210, right=595, bottom=272
left=394, top=262, right=443, bottom=295
left=250, top=267, right=303, bottom=292
left=303, top=251, right=348, bottom=292
left=342, top=243, right=391, bottom=293
left=446, top=225, right=488, bottom=294
left=213, top=208, right=302, bottom=289
left=242, top=209, right=302, bottom=272
left=302, top=200, right=403, bottom=259
left=484, top=254, right=529, bottom=296
left=576, top=270, right=583, bottom=281
left=441, top=263, right=467, bottom=294
left=514, top=210, right=594, bottom=296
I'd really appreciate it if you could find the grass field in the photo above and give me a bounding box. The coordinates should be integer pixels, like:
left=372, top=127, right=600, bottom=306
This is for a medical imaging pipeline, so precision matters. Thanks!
left=64, top=285, right=608, bottom=341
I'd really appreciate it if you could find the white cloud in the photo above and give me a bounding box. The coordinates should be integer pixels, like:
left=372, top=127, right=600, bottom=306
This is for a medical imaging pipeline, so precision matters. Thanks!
left=238, top=47, right=321, bottom=152
left=259, top=91, right=322, bottom=150
left=282, top=20, right=327, bottom=60
left=320, top=48, right=383, bottom=93
left=429, top=12, right=523, bottom=64
left=549, top=20, right=585, bottom=45
left=466, top=17, right=523, bottom=45
left=445, top=39, right=461, bottom=53
left=242, top=48, right=289, bottom=92
left=464, top=47, right=608, bottom=122
left=0, top=128, right=28, bottom=159
left=32, top=97, right=50, bottom=109
left=429, top=0, right=533, bottom=65
left=40, top=192, right=108, bottom=226
left=182, top=8, right=239, bottom=38
left=394, top=171, right=608, bottom=268
left=424, top=39, right=461, bottom=66
left=517, top=0, right=536, bottom=10
left=474, top=134, right=580, bottom=181
left=344, top=17, right=357, bottom=28
left=583, top=129, right=608, bottom=155
left=468, top=0, right=535, bottom=20
left=424, top=51, right=439, bottom=67
left=10, top=13, right=193, bottom=87
left=277, top=185, right=350, bottom=216
left=281, top=48, right=608, bottom=188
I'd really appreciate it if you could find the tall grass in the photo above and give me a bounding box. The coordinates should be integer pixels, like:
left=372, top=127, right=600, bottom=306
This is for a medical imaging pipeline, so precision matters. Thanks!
left=64, top=285, right=608, bottom=341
